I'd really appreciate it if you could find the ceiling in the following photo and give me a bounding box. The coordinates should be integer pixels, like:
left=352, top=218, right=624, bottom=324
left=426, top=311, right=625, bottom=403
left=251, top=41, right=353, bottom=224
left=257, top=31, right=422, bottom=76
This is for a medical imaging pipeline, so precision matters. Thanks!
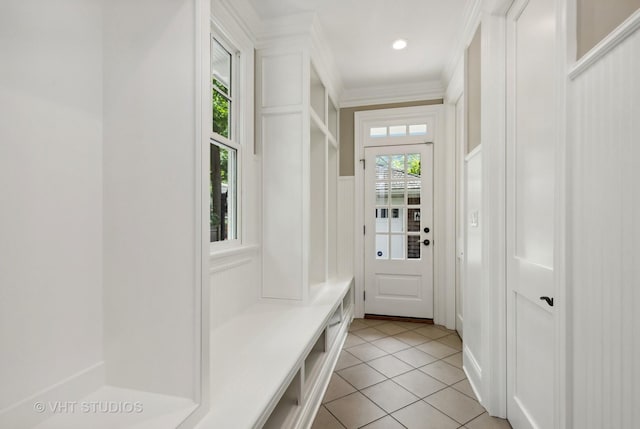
left=247, top=0, right=472, bottom=91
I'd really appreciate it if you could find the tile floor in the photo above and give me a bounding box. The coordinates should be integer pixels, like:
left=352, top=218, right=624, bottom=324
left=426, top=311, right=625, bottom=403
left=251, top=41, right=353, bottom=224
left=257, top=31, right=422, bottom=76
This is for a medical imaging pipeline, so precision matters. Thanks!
left=312, top=319, right=512, bottom=429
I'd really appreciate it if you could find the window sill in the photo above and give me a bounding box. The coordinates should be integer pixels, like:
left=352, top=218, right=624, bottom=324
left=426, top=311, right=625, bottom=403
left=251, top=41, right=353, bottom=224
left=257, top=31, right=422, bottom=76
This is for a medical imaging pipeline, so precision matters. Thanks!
left=209, top=243, right=260, bottom=263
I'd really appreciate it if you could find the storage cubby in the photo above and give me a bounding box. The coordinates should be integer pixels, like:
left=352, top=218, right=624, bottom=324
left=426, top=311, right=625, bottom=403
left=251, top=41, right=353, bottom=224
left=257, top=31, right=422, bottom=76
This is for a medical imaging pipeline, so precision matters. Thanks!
left=304, top=330, right=327, bottom=394
left=325, top=305, right=342, bottom=350
left=328, top=98, right=338, bottom=138
left=310, top=64, right=326, bottom=122
left=263, top=370, right=302, bottom=429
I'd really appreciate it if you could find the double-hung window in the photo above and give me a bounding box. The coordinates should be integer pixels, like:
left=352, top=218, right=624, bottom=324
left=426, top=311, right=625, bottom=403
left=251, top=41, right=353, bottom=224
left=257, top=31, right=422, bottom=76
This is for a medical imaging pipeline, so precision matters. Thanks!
left=210, top=34, right=239, bottom=244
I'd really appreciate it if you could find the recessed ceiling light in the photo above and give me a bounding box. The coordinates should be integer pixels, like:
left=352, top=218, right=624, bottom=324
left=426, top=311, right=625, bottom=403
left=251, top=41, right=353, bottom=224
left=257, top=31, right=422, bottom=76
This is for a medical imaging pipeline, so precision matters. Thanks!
left=393, top=39, right=407, bottom=50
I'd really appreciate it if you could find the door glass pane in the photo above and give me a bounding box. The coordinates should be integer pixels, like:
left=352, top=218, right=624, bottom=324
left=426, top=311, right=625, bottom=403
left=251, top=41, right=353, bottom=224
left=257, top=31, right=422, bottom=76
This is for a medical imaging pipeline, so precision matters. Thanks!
left=391, top=181, right=405, bottom=205
left=390, top=208, right=404, bottom=232
left=376, top=156, right=390, bottom=180
left=408, top=235, right=421, bottom=259
left=407, top=187, right=421, bottom=205
left=376, top=208, right=389, bottom=233
left=408, top=209, right=420, bottom=232
left=376, top=235, right=388, bottom=260
left=407, top=153, right=421, bottom=176
left=391, top=235, right=405, bottom=260
left=391, top=155, right=406, bottom=179
left=376, top=182, right=389, bottom=205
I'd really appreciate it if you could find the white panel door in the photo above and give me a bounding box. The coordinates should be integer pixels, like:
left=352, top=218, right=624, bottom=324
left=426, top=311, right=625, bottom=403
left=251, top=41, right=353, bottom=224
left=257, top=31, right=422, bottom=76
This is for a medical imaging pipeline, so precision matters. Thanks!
left=506, top=0, right=556, bottom=427
left=364, top=144, right=433, bottom=318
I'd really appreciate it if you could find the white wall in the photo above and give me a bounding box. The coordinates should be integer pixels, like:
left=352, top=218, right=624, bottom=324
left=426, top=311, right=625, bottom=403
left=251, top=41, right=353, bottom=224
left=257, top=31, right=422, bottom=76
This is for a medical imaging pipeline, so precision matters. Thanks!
left=0, top=0, right=104, bottom=419
left=569, top=19, right=640, bottom=429
left=102, top=0, right=198, bottom=399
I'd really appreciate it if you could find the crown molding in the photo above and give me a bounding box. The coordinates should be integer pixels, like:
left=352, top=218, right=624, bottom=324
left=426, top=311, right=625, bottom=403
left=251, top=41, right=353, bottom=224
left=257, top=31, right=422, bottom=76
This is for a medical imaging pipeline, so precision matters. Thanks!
left=441, top=0, right=482, bottom=88
left=340, top=80, right=445, bottom=108
left=213, top=0, right=262, bottom=44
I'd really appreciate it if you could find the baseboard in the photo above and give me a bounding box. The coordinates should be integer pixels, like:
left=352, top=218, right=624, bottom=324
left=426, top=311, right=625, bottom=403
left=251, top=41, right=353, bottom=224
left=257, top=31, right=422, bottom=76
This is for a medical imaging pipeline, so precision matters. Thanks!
left=0, top=362, right=105, bottom=429
left=364, top=314, right=434, bottom=325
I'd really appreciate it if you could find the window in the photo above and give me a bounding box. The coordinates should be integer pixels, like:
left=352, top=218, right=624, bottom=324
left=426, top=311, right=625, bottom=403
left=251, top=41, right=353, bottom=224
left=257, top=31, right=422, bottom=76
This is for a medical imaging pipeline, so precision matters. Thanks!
left=210, top=34, right=239, bottom=243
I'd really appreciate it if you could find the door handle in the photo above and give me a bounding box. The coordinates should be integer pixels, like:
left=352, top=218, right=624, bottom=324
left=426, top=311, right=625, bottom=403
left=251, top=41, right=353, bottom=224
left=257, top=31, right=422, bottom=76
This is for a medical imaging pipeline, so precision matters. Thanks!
left=540, top=296, right=554, bottom=307
left=422, top=239, right=430, bottom=246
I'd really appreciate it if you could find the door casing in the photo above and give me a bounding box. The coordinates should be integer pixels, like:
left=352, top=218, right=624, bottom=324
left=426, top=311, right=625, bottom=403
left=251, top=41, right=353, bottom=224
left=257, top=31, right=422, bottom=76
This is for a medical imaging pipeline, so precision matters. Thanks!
left=353, top=105, right=452, bottom=326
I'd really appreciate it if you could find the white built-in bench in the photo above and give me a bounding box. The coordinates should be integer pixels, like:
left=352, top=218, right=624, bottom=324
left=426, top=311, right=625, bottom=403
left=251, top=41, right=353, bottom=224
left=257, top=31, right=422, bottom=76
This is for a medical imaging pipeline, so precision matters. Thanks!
left=196, top=278, right=354, bottom=429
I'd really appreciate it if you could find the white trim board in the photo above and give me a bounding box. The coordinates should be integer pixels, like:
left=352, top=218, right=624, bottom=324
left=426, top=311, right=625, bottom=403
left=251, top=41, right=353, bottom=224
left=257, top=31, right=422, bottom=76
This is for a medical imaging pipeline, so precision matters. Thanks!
left=340, top=81, right=445, bottom=108
left=353, top=105, right=454, bottom=327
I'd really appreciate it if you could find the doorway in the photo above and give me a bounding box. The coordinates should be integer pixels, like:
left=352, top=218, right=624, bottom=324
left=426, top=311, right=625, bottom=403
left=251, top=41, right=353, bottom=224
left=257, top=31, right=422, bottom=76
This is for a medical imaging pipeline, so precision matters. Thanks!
left=363, top=143, right=434, bottom=318
left=354, top=105, right=449, bottom=322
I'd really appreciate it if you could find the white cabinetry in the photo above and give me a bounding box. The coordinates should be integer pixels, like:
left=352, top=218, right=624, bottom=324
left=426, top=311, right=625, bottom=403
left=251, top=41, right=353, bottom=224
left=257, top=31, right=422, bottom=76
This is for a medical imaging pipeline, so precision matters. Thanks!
left=258, top=34, right=340, bottom=301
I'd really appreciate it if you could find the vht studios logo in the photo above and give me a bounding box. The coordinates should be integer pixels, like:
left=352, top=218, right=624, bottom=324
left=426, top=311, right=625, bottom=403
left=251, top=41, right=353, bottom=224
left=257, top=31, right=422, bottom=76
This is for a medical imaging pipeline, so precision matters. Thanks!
left=33, top=401, right=144, bottom=414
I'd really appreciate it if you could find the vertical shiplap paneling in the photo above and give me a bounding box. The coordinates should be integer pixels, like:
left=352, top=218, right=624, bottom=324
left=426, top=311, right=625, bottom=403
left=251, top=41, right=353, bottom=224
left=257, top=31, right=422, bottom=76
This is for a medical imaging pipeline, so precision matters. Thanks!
left=570, top=29, right=640, bottom=429
left=337, top=177, right=355, bottom=278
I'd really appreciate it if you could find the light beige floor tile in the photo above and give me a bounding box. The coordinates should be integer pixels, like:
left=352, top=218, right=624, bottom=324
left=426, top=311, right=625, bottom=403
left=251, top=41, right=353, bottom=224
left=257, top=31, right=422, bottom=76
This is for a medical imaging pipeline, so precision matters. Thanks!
left=465, top=412, right=513, bottom=429
left=413, top=325, right=450, bottom=339
left=311, top=406, right=345, bottom=429
left=393, top=330, right=430, bottom=347
left=393, top=347, right=439, bottom=368
left=437, top=334, right=463, bottom=351
left=348, top=319, right=368, bottom=332
left=366, top=355, right=414, bottom=378
left=443, top=352, right=463, bottom=369
left=323, top=373, right=357, bottom=403
left=375, top=322, right=408, bottom=336
left=345, top=343, right=388, bottom=362
left=354, top=327, right=388, bottom=341
left=360, top=415, right=405, bottom=429
left=359, top=318, right=387, bottom=327
left=392, top=369, right=447, bottom=398
left=425, top=387, right=485, bottom=424
left=419, top=360, right=466, bottom=385
left=337, top=363, right=386, bottom=389
left=452, top=379, right=478, bottom=400
left=416, top=341, right=458, bottom=359
left=343, top=333, right=366, bottom=348
left=392, top=400, right=459, bottom=429
left=334, top=350, right=362, bottom=371
left=361, top=379, right=419, bottom=413
left=325, top=392, right=386, bottom=429
left=371, top=336, right=412, bottom=354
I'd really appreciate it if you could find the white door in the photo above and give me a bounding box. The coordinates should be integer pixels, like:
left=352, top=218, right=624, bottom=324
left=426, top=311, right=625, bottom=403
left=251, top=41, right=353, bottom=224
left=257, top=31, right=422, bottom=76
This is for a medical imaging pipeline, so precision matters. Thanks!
left=506, top=0, right=556, bottom=427
left=364, top=144, right=433, bottom=318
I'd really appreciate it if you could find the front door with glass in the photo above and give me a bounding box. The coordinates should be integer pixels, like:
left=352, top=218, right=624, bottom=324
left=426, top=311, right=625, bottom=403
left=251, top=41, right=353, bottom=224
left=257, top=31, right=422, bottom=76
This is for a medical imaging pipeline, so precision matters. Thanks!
left=364, top=144, right=434, bottom=319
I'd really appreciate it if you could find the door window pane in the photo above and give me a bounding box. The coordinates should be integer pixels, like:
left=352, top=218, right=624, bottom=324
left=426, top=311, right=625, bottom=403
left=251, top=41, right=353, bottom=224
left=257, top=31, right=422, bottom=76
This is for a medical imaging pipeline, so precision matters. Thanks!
left=407, top=153, right=421, bottom=176
left=408, top=235, right=421, bottom=259
left=376, top=155, right=390, bottom=180
left=391, top=155, right=406, bottom=179
left=376, top=208, right=389, bottom=233
left=376, top=235, right=389, bottom=260
left=391, top=181, right=405, bottom=205
left=376, top=182, right=389, bottom=205
left=408, top=209, right=421, bottom=232
left=391, top=208, right=404, bottom=232
left=408, top=187, right=420, bottom=205
left=391, top=235, right=405, bottom=260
